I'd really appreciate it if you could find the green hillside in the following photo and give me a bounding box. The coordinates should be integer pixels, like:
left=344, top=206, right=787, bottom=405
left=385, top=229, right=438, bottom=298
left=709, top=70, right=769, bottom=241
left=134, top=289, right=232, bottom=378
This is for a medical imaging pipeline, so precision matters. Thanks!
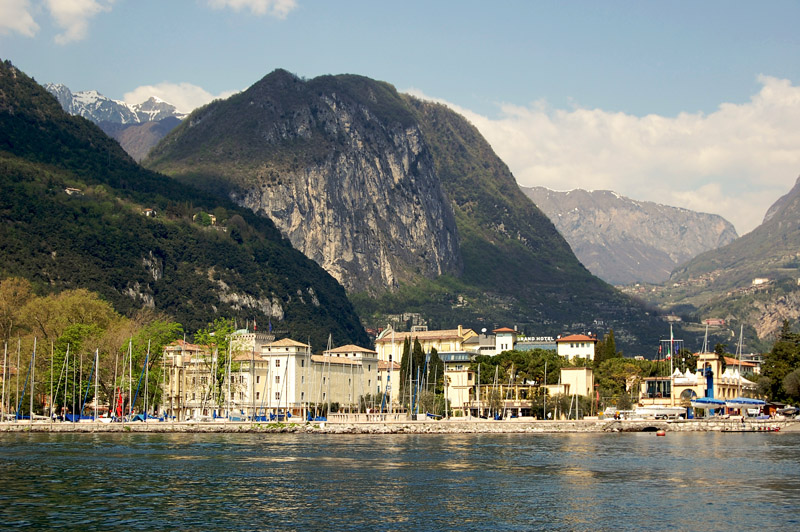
left=0, top=59, right=368, bottom=349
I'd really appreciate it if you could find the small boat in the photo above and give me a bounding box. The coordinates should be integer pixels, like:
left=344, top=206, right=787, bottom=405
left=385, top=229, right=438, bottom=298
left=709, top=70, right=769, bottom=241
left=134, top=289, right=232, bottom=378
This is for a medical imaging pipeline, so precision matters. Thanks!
left=634, top=405, right=686, bottom=419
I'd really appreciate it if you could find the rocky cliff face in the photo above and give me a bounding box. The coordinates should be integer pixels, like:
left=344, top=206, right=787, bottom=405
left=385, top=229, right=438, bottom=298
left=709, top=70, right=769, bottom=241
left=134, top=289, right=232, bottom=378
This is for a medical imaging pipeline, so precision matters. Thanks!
left=521, top=186, right=738, bottom=285
left=146, top=70, right=670, bottom=352
left=150, top=71, right=462, bottom=294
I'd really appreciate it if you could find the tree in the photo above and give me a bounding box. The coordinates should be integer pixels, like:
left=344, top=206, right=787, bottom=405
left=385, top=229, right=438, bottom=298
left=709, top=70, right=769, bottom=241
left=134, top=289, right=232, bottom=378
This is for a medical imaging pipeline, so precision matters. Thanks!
left=427, top=347, right=443, bottom=393
left=0, top=277, right=34, bottom=342
left=398, top=337, right=411, bottom=403
left=783, top=369, right=800, bottom=400
left=594, top=329, right=621, bottom=368
left=761, top=321, right=800, bottom=401
left=193, top=318, right=235, bottom=409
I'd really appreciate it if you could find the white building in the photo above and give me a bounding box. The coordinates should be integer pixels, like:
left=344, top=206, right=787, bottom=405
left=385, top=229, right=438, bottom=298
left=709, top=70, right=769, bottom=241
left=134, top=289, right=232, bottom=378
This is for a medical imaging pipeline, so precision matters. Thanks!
left=163, top=336, right=377, bottom=421
left=556, top=334, right=597, bottom=361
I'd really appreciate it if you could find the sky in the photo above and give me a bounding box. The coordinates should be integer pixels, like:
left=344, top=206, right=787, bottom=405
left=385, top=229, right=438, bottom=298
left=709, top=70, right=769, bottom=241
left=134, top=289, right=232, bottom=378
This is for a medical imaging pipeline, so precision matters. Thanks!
left=2, top=0, right=800, bottom=235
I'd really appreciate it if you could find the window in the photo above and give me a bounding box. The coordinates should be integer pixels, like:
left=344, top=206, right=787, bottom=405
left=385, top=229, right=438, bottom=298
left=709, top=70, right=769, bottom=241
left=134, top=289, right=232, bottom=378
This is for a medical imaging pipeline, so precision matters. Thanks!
left=322, top=393, right=326, bottom=400
left=368, top=380, right=371, bottom=388
left=301, top=391, right=305, bottom=401
left=378, top=375, right=382, bottom=381
left=322, top=377, right=326, bottom=384
left=276, top=359, right=280, bottom=367
left=275, top=392, right=280, bottom=401
left=468, top=373, right=473, bottom=381
left=368, top=364, right=371, bottom=371
left=192, top=393, right=196, bottom=400
left=256, top=392, right=260, bottom=400
left=301, top=375, right=305, bottom=384
left=256, top=375, right=260, bottom=384
left=301, top=359, right=305, bottom=367
left=275, top=375, right=280, bottom=384
left=192, top=377, right=196, bottom=385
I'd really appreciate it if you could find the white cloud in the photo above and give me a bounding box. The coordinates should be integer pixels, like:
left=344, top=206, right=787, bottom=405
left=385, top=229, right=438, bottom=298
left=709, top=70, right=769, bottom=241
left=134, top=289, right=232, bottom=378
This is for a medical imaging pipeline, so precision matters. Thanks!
left=207, top=0, right=297, bottom=18
left=123, top=82, right=239, bottom=114
left=0, top=0, right=39, bottom=37
left=407, top=76, right=800, bottom=235
left=46, top=0, right=113, bottom=45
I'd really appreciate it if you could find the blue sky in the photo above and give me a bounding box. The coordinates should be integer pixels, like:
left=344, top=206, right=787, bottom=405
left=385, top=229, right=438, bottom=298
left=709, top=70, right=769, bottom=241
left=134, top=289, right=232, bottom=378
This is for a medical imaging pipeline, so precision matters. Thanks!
left=2, top=0, right=800, bottom=234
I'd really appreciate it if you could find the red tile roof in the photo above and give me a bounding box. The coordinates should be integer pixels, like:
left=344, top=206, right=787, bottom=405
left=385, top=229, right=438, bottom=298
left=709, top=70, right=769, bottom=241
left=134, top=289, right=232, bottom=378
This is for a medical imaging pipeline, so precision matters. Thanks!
left=557, top=334, right=597, bottom=343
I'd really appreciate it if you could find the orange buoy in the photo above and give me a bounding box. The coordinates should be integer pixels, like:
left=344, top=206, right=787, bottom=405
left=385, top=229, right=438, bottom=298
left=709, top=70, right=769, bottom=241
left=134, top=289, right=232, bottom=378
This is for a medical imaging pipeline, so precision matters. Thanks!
left=656, top=429, right=666, bottom=436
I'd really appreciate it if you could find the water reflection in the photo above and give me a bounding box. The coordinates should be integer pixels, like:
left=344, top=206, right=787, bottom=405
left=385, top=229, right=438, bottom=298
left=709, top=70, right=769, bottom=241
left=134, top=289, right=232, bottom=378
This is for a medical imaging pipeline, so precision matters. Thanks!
left=0, top=432, right=798, bottom=530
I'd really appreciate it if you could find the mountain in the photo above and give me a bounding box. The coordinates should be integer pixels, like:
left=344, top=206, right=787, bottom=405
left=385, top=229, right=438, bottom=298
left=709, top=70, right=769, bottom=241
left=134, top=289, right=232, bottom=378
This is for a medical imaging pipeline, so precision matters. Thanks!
left=650, top=175, right=800, bottom=345
left=44, top=83, right=186, bottom=124
left=0, top=59, right=368, bottom=349
left=44, top=83, right=184, bottom=161
left=145, top=69, right=668, bottom=353
left=521, top=186, right=738, bottom=285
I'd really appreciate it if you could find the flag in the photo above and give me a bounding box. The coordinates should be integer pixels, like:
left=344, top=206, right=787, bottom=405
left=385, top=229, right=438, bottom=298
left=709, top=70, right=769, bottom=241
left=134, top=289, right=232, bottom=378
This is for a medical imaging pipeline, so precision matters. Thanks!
left=253, top=318, right=257, bottom=331
left=269, top=317, right=272, bottom=333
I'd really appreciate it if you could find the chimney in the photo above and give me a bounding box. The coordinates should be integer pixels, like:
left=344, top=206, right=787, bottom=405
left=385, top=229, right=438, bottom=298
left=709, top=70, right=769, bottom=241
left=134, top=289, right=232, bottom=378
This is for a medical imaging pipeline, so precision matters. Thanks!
left=458, top=324, right=463, bottom=337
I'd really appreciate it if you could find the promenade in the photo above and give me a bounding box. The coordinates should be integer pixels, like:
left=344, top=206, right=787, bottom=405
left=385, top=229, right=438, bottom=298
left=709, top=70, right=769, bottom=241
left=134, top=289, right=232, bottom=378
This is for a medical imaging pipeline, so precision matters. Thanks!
left=2, top=416, right=797, bottom=434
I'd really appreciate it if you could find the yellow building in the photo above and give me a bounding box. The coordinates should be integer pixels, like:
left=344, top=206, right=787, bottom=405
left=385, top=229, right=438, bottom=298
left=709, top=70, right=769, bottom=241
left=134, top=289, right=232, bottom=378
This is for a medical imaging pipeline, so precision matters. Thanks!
left=374, top=326, right=477, bottom=363
left=638, top=352, right=759, bottom=414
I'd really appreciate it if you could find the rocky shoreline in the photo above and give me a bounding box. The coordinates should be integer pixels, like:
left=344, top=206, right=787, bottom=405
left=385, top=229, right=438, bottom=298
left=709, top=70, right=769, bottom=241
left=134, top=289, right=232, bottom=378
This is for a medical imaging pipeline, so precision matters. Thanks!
left=2, top=418, right=797, bottom=434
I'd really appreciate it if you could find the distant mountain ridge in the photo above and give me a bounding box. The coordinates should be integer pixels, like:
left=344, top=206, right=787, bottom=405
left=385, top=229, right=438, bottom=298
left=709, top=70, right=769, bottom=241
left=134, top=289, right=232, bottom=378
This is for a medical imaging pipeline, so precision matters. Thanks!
left=44, top=83, right=186, bottom=124
left=144, top=68, right=668, bottom=353
left=44, top=83, right=184, bottom=161
left=644, top=174, right=800, bottom=344
left=521, top=186, right=739, bottom=285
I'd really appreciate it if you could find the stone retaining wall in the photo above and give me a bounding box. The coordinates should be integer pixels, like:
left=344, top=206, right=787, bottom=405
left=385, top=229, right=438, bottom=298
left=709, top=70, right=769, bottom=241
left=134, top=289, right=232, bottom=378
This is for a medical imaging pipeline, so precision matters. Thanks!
left=2, top=418, right=796, bottom=434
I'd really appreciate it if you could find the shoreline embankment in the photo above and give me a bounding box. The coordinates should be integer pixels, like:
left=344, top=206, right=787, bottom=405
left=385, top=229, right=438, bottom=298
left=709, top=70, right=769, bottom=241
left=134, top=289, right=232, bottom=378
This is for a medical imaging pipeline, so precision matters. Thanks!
left=2, top=417, right=798, bottom=434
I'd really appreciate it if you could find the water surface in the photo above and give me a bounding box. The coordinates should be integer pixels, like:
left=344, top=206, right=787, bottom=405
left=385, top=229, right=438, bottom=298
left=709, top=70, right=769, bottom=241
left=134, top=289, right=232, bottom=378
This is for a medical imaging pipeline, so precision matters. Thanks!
left=1, top=432, right=798, bottom=530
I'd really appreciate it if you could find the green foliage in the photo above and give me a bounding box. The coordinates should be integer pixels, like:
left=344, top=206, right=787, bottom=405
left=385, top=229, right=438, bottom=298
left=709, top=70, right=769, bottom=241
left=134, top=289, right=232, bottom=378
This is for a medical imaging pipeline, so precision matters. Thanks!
left=761, top=321, right=800, bottom=402
left=472, top=349, right=566, bottom=387
left=427, top=347, right=444, bottom=393
left=194, top=317, right=235, bottom=406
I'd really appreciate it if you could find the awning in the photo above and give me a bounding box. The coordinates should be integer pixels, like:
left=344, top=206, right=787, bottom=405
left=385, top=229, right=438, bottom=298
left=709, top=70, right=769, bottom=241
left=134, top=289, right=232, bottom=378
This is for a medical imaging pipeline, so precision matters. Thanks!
left=725, top=397, right=766, bottom=409
left=691, top=397, right=726, bottom=408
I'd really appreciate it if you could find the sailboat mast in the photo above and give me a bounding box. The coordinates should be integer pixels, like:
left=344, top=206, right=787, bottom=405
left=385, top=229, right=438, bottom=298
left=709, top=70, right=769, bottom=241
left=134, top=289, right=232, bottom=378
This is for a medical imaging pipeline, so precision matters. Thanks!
left=50, top=342, right=53, bottom=422
left=30, top=337, right=36, bottom=424
left=63, top=346, right=69, bottom=421
left=128, top=340, right=132, bottom=417
left=2, top=342, right=6, bottom=419
left=94, top=349, right=98, bottom=420
left=737, top=325, right=744, bottom=398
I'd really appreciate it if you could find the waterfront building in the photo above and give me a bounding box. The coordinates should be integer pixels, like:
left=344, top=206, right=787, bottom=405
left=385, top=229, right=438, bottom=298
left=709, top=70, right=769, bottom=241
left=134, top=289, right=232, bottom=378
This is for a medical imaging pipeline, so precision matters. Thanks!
left=556, top=334, right=597, bottom=361
left=374, top=325, right=477, bottom=363
left=638, top=351, right=759, bottom=414
left=493, top=327, right=517, bottom=353
left=163, top=334, right=377, bottom=421
left=439, top=351, right=475, bottom=416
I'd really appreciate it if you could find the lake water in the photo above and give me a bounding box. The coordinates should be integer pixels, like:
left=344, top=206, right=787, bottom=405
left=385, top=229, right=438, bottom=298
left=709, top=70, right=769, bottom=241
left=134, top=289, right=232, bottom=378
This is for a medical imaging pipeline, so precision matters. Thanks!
left=1, top=431, right=798, bottom=531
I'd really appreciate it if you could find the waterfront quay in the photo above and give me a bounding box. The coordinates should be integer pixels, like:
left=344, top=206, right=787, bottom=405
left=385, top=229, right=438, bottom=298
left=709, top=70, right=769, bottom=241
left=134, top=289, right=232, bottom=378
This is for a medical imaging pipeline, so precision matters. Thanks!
left=2, top=416, right=797, bottom=434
